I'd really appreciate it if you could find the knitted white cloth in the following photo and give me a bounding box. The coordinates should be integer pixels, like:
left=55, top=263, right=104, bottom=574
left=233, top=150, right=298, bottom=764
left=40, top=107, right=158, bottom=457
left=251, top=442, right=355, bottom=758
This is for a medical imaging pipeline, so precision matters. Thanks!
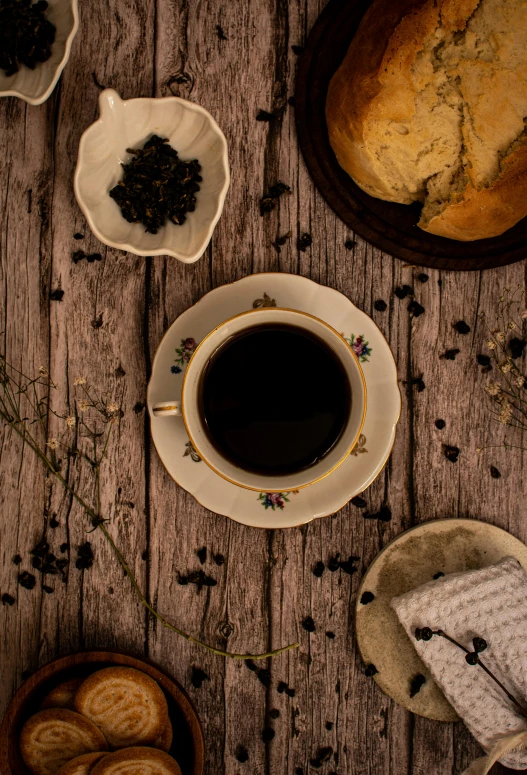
left=391, top=557, right=527, bottom=770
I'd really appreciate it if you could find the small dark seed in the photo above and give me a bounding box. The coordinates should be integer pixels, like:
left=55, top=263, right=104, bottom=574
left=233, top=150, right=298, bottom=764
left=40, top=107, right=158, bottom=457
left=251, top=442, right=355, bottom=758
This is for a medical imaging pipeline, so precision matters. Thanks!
left=297, top=233, right=312, bottom=252
left=435, top=419, right=446, bottom=430
left=43, top=585, right=54, bottom=594
left=191, top=666, right=209, bottom=688
left=351, top=495, right=367, bottom=508
left=261, top=727, right=275, bottom=743
left=454, top=321, right=470, bottom=335
left=473, top=637, right=487, bottom=653
left=325, top=631, right=335, bottom=640
left=214, top=553, right=225, bottom=566
left=302, top=616, right=316, bottom=633
left=277, top=681, right=287, bottom=693
left=443, top=445, right=460, bottom=463
left=216, top=24, right=228, bottom=40
left=18, top=572, right=36, bottom=590
left=72, top=250, right=85, bottom=263
left=73, top=233, right=84, bottom=240
left=325, top=721, right=334, bottom=730
left=408, top=300, right=425, bottom=317
left=465, top=652, right=479, bottom=665
left=2, top=593, right=15, bottom=606
left=477, top=354, right=491, bottom=367
left=420, top=627, right=433, bottom=641
left=360, top=591, right=375, bottom=605
left=490, top=466, right=501, bottom=479
left=417, top=273, right=429, bottom=283
left=235, top=745, right=249, bottom=763
left=49, top=517, right=59, bottom=528
left=12, top=554, right=22, bottom=565
left=374, top=299, right=387, bottom=312
left=344, top=240, right=356, bottom=249
left=197, top=546, right=207, bottom=564
left=327, top=554, right=340, bottom=572
left=409, top=674, right=426, bottom=697
left=365, top=664, right=378, bottom=677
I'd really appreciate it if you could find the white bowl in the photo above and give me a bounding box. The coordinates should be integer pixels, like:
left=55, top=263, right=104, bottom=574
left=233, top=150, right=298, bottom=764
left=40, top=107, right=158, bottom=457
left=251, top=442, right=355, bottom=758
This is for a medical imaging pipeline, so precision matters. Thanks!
left=0, top=0, right=79, bottom=105
left=74, top=89, right=230, bottom=262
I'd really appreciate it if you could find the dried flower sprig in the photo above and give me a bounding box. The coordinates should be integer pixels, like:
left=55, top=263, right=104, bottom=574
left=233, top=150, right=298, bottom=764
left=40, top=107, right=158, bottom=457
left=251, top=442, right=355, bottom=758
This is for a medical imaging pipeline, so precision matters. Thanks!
left=415, top=628, right=527, bottom=719
left=477, top=287, right=527, bottom=453
left=0, top=353, right=298, bottom=661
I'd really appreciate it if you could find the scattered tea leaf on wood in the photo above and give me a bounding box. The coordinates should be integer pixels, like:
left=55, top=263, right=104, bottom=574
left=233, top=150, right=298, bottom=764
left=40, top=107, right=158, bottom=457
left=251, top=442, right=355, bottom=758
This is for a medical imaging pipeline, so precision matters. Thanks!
left=109, top=135, right=202, bottom=234
left=43, top=585, right=53, bottom=594
left=261, top=727, right=275, bottom=743
left=256, top=109, right=275, bottom=122
left=259, top=181, right=290, bottom=215
left=245, top=659, right=258, bottom=672
left=73, top=233, right=84, bottom=240
left=409, top=674, right=426, bottom=697
left=191, top=666, right=209, bottom=688
left=363, top=505, right=391, bottom=522
left=344, top=239, right=356, bottom=249
left=12, top=554, right=22, bottom=565
left=257, top=668, right=272, bottom=687
left=365, top=664, right=378, bottom=677
left=395, top=285, right=413, bottom=299
left=285, top=685, right=295, bottom=697
left=454, top=320, right=470, bottom=334
left=313, top=561, right=325, bottom=577
left=18, top=571, right=36, bottom=590
left=441, top=349, right=460, bottom=360
left=435, top=419, right=446, bottom=429
left=340, top=556, right=360, bottom=575
left=0, top=0, right=56, bottom=76
left=509, top=337, right=526, bottom=359
left=270, top=709, right=280, bottom=719
left=325, top=721, right=334, bottom=730
left=277, top=680, right=287, bottom=694
left=374, top=299, right=387, bottom=312
left=216, top=24, right=227, bottom=40
left=408, top=300, right=425, bottom=317
left=235, top=746, right=249, bottom=763
left=417, top=273, right=429, bottom=283
left=327, top=554, right=340, bottom=572
left=302, top=616, right=316, bottom=632
left=197, top=546, right=207, bottom=564
left=31, top=539, right=49, bottom=558
left=297, top=233, right=312, bottom=252
left=433, top=571, right=445, bottom=579
left=50, top=289, right=64, bottom=301
left=443, top=445, right=460, bottom=463
left=86, top=253, right=102, bottom=263
left=75, top=542, right=94, bottom=570
left=490, top=465, right=501, bottom=479
left=2, top=593, right=15, bottom=606
left=351, top=495, right=367, bottom=508
left=325, top=631, right=335, bottom=640
left=214, top=553, right=225, bottom=566
left=72, top=250, right=85, bottom=264
left=49, top=516, right=59, bottom=527
left=360, top=591, right=375, bottom=605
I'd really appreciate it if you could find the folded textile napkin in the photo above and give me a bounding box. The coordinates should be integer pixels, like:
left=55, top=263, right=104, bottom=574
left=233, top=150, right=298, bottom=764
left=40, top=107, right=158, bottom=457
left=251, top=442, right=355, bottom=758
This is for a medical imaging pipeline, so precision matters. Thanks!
left=391, top=556, right=527, bottom=770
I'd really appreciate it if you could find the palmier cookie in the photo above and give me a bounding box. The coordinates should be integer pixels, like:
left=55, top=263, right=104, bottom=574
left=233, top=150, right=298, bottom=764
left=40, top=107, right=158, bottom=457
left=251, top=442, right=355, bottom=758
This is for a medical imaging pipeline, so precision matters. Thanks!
left=91, top=747, right=181, bottom=775
left=74, top=667, right=169, bottom=749
left=41, top=678, right=85, bottom=710
left=56, top=752, right=108, bottom=775
left=153, top=719, right=173, bottom=753
left=20, top=708, right=108, bottom=775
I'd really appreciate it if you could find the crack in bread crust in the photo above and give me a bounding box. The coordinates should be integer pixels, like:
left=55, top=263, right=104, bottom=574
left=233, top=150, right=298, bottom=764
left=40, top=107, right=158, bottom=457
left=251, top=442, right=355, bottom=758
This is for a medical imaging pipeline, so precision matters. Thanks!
left=326, top=0, right=527, bottom=241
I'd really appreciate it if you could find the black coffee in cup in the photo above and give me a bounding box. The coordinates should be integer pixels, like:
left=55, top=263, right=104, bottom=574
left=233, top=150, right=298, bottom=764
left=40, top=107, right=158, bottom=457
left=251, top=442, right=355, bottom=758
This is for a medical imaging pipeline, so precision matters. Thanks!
left=198, top=324, right=352, bottom=476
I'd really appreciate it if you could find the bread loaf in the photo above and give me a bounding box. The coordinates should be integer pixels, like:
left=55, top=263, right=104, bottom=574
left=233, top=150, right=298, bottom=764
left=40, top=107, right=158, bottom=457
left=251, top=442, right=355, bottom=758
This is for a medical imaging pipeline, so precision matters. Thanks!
left=326, top=0, right=527, bottom=241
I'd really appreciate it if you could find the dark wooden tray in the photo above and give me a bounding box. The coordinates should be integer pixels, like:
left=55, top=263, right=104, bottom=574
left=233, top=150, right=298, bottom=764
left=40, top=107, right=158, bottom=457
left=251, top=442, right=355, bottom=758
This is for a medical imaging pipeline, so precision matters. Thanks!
left=0, top=650, right=205, bottom=775
left=294, top=0, right=527, bottom=271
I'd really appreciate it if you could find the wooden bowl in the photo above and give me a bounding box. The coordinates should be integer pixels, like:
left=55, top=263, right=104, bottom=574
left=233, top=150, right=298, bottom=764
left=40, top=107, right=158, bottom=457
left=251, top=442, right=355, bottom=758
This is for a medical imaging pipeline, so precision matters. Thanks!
left=295, top=0, right=527, bottom=270
left=0, top=650, right=205, bottom=775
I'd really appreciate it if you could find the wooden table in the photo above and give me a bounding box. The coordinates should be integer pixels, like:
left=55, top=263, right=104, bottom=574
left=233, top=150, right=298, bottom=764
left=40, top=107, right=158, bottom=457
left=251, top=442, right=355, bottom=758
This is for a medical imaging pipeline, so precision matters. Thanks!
left=1, top=1, right=525, bottom=773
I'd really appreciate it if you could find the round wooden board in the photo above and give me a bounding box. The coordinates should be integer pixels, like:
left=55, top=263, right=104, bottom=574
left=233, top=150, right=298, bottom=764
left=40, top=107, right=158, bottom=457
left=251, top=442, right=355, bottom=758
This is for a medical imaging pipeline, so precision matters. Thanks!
left=0, top=650, right=205, bottom=775
left=294, top=0, right=527, bottom=271
left=355, top=519, right=527, bottom=721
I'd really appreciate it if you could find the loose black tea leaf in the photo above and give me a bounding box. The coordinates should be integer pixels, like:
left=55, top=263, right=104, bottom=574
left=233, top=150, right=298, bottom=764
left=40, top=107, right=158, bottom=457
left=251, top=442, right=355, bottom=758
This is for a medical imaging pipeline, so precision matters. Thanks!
left=270, top=709, right=280, bottom=720
left=268, top=182, right=290, bottom=199
left=235, top=745, right=249, bottom=763
left=302, top=616, right=316, bottom=633
left=12, top=554, right=22, bottom=565
left=49, top=517, right=59, bottom=528
left=465, top=652, right=479, bottom=665
left=56, top=559, right=68, bottom=571
left=415, top=627, right=433, bottom=641
left=261, top=727, right=275, bottom=743
left=31, top=557, right=42, bottom=569
left=477, top=354, right=491, bottom=367
left=43, top=585, right=53, bottom=594
left=191, top=666, right=209, bottom=688
left=344, top=239, right=356, bottom=249
left=490, top=466, right=501, bottom=479
left=75, top=542, right=94, bottom=570
left=374, top=299, right=387, bottom=312
left=435, top=419, right=446, bottom=430
left=72, top=250, right=85, bottom=264
left=310, top=747, right=333, bottom=768
left=256, top=109, right=275, bottom=122
left=473, top=637, right=488, bottom=653
left=0, top=0, right=56, bottom=76
left=257, top=668, right=272, bottom=687
left=360, top=591, right=375, bottom=605
left=340, top=556, right=359, bottom=575
left=363, top=505, right=392, bottom=522
left=410, top=674, right=426, bottom=697
left=277, top=681, right=287, bottom=694
left=73, top=233, right=84, bottom=240
left=509, top=337, right=526, bottom=359
left=216, top=24, right=227, bottom=40
left=18, top=572, right=36, bottom=590
left=297, top=233, right=312, bottom=252
left=50, top=289, right=64, bottom=301
left=365, top=664, right=378, bottom=677
left=325, top=631, right=336, bottom=640
left=313, top=561, right=325, bottom=578
left=31, top=539, right=49, bottom=558
left=325, top=721, right=334, bottom=730
left=454, top=320, right=470, bottom=334
left=408, top=300, right=425, bottom=317
left=259, top=197, right=275, bottom=215
left=327, top=554, right=340, bottom=572
left=443, top=445, right=460, bottom=463
left=2, top=593, right=15, bottom=605
left=285, top=686, right=295, bottom=697
left=214, top=553, right=225, bottom=566
left=259, top=181, right=290, bottom=215
left=109, top=135, right=202, bottom=234
left=433, top=571, right=445, bottom=579
left=441, top=349, right=460, bottom=361
left=351, top=495, right=367, bottom=508
left=197, top=546, right=207, bottom=564
left=291, top=45, right=304, bottom=55
left=86, top=253, right=102, bottom=263
left=417, top=273, right=429, bottom=283
left=182, top=569, right=217, bottom=592
left=395, top=285, right=413, bottom=299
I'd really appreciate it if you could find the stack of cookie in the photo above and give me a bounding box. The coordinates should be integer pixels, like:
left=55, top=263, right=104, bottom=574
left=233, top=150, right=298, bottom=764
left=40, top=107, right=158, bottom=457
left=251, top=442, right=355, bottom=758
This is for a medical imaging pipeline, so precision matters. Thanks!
left=19, top=667, right=182, bottom=775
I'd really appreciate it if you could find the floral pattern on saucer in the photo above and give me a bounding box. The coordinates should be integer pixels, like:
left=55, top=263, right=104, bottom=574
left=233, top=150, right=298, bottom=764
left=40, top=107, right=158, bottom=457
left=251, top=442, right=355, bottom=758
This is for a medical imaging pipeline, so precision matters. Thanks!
left=183, top=440, right=201, bottom=462
left=252, top=293, right=276, bottom=308
left=346, top=334, right=371, bottom=362
left=350, top=434, right=368, bottom=456
left=258, top=491, right=299, bottom=510
left=172, top=337, right=197, bottom=373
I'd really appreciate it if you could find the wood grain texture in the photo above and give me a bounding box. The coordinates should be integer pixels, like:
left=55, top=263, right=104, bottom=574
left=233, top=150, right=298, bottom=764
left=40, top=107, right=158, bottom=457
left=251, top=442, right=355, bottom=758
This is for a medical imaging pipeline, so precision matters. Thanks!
left=0, top=1, right=524, bottom=774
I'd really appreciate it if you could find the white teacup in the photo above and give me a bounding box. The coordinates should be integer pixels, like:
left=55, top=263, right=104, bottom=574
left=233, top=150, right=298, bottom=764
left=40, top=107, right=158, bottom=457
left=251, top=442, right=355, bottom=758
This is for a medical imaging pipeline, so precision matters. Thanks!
left=152, top=308, right=367, bottom=492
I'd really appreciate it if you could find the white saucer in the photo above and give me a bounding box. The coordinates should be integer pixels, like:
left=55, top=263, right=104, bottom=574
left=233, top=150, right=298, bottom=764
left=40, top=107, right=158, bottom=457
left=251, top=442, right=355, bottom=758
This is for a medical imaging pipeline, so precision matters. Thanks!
left=147, top=273, right=401, bottom=528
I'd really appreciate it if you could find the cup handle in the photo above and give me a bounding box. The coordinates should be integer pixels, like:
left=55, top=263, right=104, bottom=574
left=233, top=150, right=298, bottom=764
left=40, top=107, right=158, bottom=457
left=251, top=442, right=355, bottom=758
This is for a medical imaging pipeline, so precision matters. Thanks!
left=152, top=400, right=182, bottom=417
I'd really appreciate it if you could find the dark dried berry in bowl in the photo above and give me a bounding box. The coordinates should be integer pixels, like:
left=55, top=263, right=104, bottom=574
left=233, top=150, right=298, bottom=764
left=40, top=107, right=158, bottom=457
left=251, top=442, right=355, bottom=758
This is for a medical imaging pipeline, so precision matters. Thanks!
left=109, top=135, right=202, bottom=234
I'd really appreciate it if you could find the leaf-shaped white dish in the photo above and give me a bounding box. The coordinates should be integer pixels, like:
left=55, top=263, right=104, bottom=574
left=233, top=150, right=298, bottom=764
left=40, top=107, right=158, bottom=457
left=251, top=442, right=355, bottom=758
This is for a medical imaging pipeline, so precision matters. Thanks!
left=0, top=0, right=79, bottom=105
left=74, top=89, right=230, bottom=262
